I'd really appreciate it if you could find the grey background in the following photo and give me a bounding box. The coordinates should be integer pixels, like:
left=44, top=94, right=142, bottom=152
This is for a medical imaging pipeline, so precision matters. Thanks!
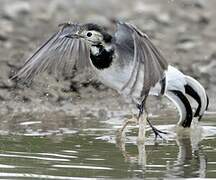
left=0, top=0, right=215, bottom=115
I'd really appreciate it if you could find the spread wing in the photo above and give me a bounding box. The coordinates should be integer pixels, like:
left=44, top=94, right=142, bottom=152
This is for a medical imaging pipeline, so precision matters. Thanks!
left=115, top=22, right=168, bottom=96
left=13, top=23, right=90, bottom=83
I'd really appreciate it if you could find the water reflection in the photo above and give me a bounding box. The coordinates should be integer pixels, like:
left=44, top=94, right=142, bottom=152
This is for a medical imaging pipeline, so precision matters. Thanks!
left=0, top=112, right=215, bottom=179
left=166, top=133, right=207, bottom=178
left=116, top=125, right=208, bottom=178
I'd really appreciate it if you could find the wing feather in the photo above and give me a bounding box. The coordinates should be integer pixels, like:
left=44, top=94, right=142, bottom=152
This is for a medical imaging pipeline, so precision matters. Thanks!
left=13, top=23, right=90, bottom=82
left=116, top=22, right=168, bottom=96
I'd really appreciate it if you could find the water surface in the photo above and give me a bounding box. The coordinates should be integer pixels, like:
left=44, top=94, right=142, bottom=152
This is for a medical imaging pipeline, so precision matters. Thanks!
left=0, top=111, right=215, bottom=179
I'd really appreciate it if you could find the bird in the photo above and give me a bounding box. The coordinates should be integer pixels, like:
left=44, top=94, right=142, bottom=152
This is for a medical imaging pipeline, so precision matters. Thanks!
left=12, top=21, right=209, bottom=141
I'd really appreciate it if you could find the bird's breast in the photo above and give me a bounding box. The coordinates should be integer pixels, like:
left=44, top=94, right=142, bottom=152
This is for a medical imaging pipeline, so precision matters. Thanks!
left=90, top=45, right=134, bottom=92
left=94, top=60, right=134, bottom=93
left=90, top=47, right=147, bottom=104
left=93, top=60, right=145, bottom=105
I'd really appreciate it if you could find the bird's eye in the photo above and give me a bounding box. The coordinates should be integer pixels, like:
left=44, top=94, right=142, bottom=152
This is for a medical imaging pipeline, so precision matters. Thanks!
left=87, top=32, right=92, bottom=37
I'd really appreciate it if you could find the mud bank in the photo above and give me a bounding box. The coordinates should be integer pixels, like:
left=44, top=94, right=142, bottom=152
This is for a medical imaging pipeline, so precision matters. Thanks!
left=0, top=0, right=215, bottom=115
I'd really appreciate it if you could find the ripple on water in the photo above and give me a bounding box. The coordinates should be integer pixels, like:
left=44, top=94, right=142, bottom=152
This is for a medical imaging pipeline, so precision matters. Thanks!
left=0, top=173, right=96, bottom=180
left=52, top=164, right=113, bottom=170
left=0, top=153, right=71, bottom=162
left=0, top=112, right=215, bottom=179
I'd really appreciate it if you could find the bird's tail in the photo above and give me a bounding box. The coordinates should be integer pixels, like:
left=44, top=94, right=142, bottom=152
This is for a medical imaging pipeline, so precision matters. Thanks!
left=164, top=66, right=209, bottom=127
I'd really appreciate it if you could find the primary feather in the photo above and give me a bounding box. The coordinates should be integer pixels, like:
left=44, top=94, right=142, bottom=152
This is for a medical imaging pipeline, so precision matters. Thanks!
left=13, top=23, right=90, bottom=82
left=111, top=22, right=168, bottom=102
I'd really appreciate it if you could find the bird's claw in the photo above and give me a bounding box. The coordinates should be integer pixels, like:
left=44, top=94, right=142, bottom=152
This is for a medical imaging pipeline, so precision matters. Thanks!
left=151, top=126, right=168, bottom=141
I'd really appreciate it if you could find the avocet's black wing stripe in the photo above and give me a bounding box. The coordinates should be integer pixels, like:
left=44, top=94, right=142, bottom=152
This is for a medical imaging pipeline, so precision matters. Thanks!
left=166, top=90, right=193, bottom=128
left=184, top=75, right=208, bottom=120
left=185, top=84, right=202, bottom=117
left=206, top=94, right=209, bottom=110
left=170, top=90, right=193, bottom=127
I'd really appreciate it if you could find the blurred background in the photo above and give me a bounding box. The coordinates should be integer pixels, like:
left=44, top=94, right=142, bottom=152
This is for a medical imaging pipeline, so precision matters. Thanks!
left=0, top=0, right=215, bottom=114
left=0, top=1, right=216, bottom=179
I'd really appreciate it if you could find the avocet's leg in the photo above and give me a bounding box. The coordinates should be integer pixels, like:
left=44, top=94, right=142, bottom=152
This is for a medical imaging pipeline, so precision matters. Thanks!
left=137, top=112, right=147, bottom=143
left=137, top=142, right=146, bottom=167
left=136, top=98, right=147, bottom=143
left=116, top=115, right=138, bottom=144
left=118, top=115, right=138, bottom=134
left=137, top=97, right=168, bottom=142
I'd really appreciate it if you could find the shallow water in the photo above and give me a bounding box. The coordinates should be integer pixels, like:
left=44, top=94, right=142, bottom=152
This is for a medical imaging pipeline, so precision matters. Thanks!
left=0, top=112, right=215, bottom=179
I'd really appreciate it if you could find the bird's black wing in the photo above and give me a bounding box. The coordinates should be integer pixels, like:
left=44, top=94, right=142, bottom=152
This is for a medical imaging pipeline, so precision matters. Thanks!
left=13, top=23, right=90, bottom=82
left=115, top=22, right=168, bottom=96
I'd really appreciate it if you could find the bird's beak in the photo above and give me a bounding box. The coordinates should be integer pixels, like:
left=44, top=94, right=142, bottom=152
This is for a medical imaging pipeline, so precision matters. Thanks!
left=65, top=33, right=84, bottom=39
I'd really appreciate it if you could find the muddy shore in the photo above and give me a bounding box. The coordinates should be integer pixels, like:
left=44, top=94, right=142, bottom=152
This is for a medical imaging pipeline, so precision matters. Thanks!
left=0, top=0, right=215, bottom=117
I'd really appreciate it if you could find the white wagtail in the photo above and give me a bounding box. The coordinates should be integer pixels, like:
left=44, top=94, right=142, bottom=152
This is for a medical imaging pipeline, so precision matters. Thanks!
left=13, top=21, right=209, bottom=140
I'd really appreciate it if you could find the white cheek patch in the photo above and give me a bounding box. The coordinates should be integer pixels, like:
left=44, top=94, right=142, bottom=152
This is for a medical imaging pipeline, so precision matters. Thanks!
left=89, top=32, right=103, bottom=42
left=90, top=46, right=100, bottom=55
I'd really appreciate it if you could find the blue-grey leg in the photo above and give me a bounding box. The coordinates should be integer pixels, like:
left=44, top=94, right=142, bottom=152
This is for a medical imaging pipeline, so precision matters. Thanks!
left=137, top=98, right=168, bottom=140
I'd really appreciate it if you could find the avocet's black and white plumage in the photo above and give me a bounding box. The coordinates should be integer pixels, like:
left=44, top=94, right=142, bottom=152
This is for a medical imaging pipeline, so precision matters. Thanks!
left=13, top=22, right=209, bottom=139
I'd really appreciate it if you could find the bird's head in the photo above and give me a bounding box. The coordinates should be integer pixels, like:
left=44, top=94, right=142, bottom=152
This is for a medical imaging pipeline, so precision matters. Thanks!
left=65, top=23, right=112, bottom=47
